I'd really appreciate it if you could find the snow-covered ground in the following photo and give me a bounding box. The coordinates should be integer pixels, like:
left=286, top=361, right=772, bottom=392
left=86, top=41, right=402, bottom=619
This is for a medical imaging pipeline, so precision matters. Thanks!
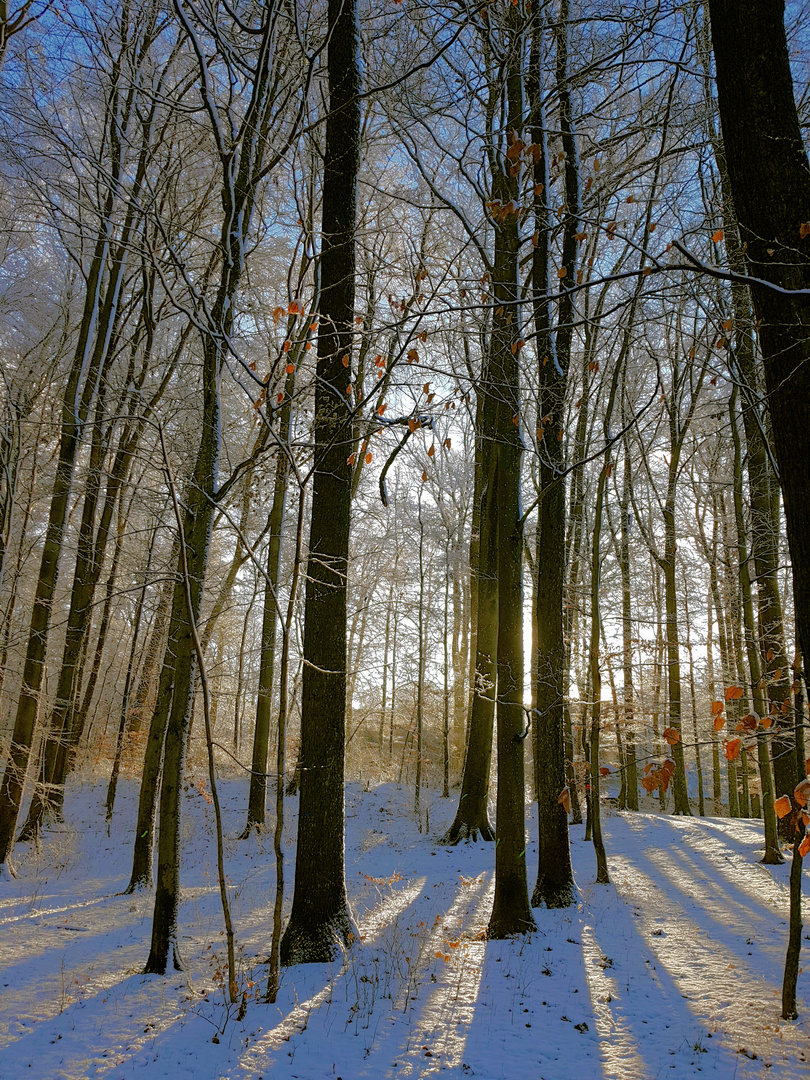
left=0, top=779, right=807, bottom=1079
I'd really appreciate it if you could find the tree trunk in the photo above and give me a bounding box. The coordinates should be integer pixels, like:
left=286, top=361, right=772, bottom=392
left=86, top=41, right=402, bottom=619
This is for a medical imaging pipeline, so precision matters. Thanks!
left=441, top=422, right=496, bottom=844
left=730, top=392, right=782, bottom=860
left=280, top=0, right=360, bottom=964
left=0, top=224, right=111, bottom=867
left=708, top=0, right=810, bottom=759
left=241, top=382, right=295, bottom=836
left=487, top=4, right=535, bottom=938
left=529, top=5, right=576, bottom=907
left=620, top=449, right=639, bottom=810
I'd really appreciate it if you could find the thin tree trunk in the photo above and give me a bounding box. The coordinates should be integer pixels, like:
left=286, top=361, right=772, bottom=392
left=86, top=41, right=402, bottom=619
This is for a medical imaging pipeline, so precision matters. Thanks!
left=730, top=391, right=781, bottom=859
left=620, top=448, right=638, bottom=811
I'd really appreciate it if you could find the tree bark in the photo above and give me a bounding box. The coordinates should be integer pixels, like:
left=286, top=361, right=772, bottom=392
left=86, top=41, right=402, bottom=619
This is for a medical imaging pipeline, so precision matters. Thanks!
left=708, top=0, right=810, bottom=748
left=280, top=0, right=360, bottom=964
left=529, top=5, right=576, bottom=907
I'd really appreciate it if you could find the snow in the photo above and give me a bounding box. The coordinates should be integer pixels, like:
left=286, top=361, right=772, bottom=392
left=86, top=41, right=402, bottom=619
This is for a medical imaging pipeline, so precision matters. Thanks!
left=0, top=780, right=807, bottom=1079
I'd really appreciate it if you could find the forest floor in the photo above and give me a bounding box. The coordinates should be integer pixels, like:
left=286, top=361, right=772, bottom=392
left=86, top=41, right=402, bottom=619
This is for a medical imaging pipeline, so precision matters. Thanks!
left=0, top=778, right=808, bottom=1080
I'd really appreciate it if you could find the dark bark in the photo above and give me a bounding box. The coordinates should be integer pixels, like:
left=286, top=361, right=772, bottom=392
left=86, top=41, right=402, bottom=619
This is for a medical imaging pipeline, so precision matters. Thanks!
left=620, top=450, right=639, bottom=810
left=781, top=825, right=804, bottom=1020
left=280, top=0, right=360, bottom=964
left=730, top=393, right=782, bottom=859
left=486, top=4, right=535, bottom=938
left=440, top=407, right=496, bottom=840
left=241, top=362, right=297, bottom=836
left=708, top=0, right=810, bottom=749
left=529, top=7, right=576, bottom=908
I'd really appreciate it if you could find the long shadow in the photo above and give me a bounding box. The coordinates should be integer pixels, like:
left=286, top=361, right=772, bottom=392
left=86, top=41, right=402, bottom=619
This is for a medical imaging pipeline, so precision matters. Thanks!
left=605, top=821, right=793, bottom=981
left=233, top=868, right=494, bottom=1080
left=581, top=884, right=735, bottom=1080
left=0, top=973, right=198, bottom=1080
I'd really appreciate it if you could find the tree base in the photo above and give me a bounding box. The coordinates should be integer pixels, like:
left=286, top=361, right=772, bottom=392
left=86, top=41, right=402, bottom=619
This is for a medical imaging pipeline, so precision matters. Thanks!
left=237, top=819, right=265, bottom=841
left=487, top=912, right=536, bottom=939
left=531, top=879, right=577, bottom=909
left=761, top=848, right=786, bottom=866
left=143, top=944, right=185, bottom=975
left=280, top=910, right=357, bottom=967
left=439, top=818, right=495, bottom=845
left=124, top=872, right=151, bottom=895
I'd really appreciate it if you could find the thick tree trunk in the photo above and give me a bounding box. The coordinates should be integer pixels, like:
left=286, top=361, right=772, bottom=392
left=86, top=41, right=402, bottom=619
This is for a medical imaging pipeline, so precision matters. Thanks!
left=280, top=0, right=360, bottom=965
left=487, top=6, right=534, bottom=937
left=708, top=0, right=810, bottom=754
left=529, top=6, right=576, bottom=907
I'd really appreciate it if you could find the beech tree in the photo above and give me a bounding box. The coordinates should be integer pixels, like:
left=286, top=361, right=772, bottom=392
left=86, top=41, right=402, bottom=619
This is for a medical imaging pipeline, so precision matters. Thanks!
left=280, top=0, right=361, bottom=965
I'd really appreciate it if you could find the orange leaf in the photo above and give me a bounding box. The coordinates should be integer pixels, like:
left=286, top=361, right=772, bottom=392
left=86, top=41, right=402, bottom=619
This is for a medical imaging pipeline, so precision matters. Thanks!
left=364, top=452, right=372, bottom=465
left=407, top=348, right=419, bottom=364
left=557, top=266, right=568, bottom=279
left=662, top=726, right=680, bottom=745
left=286, top=363, right=295, bottom=374
left=444, top=438, right=451, bottom=450
left=283, top=340, right=291, bottom=352
left=761, top=714, right=773, bottom=728
left=794, top=779, right=810, bottom=808
left=272, top=306, right=285, bottom=324
left=711, top=700, right=724, bottom=716
left=806, top=757, right=810, bottom=775
left=276, top=392, right=284, bottom=404
left=421, top=470, right=427, bottom=482
left=377, top=403, right=387, bottom=416
left=774, top=795, right=792, bottom=819
left=346, top=453, right=355, bottom=466
left=714, top=715, right=725, bottom=733
left=342, top=354, right=349, bottom=367
left=724, top=685, right=744, bottom=701
left=800, top=222, right=810, bottom=240
left=737, top=713, right=759, bottom=733
left=599, top=767, right=611, bottom=776
left=725, top=738, right=741, bottom=762
left=800, top=834, right=810, bottom=858
left=427, top=444, right=435, bottom=457
left=558, top=787, right=571, bottom=814
left=712, top=229, right=724, bottom=243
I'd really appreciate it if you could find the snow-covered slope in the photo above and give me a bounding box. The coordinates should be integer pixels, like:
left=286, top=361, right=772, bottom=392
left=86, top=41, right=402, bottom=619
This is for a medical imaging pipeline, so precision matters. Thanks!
left=0, top=781, right=806, bottom=1079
